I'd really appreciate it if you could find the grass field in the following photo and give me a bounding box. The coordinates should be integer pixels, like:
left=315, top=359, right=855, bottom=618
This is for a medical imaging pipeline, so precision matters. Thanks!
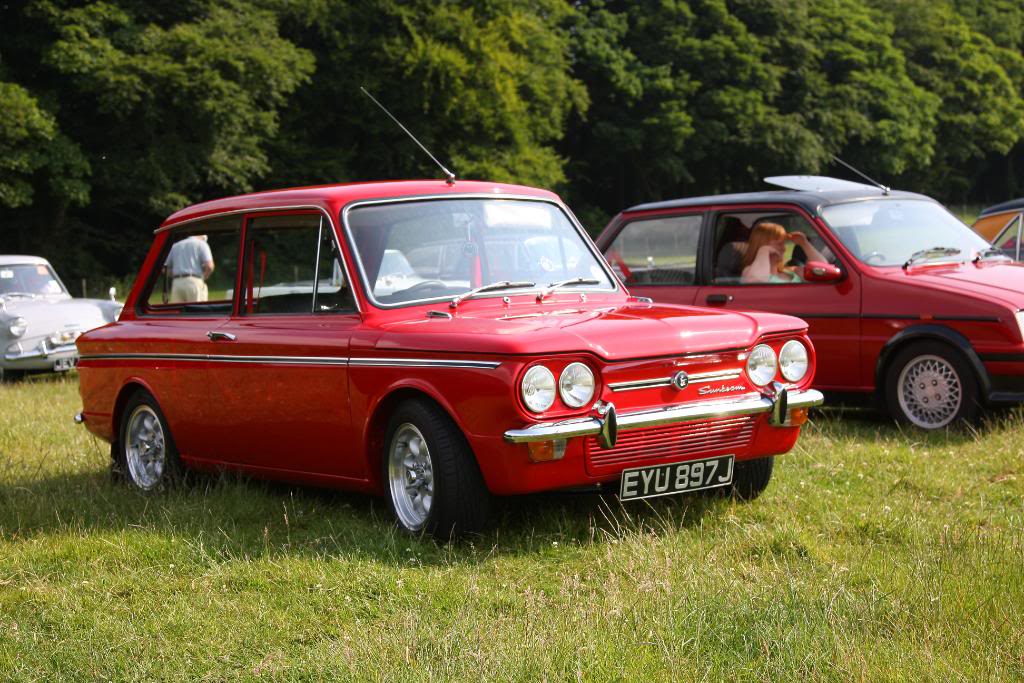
left=1, top=376, right=1022, bottom=682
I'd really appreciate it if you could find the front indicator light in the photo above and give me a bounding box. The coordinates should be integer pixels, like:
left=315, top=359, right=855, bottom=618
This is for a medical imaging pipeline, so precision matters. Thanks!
left=559, top=362, right=596, bottom=408
left=779, top=339, right=809, bottom=382
left=746, top=344, right=777, bottom=386
left=521, top=365, right=556, bottom=413
left=527, top=439, right=567, bottom=462
left=788, top=408, right=809, bottom=426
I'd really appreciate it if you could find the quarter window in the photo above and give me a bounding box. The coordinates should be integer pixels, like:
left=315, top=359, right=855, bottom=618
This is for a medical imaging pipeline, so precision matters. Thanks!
left=241, top=214, right=355, bottom=315
left=606, top=215, right=702, bottom=285
left=142, top=216, right=241, bottom=315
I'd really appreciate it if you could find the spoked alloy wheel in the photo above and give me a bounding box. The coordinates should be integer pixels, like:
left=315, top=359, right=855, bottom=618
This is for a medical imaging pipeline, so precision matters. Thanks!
left=383, top=399, right=491, bottom=539
left=896, top=354, right=962, bottom=429
left=125, top=405, right=167, bottom=490
left=388, top=423, right=434, bottom=531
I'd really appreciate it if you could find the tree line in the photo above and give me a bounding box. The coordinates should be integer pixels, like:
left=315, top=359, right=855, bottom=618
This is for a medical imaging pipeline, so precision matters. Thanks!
left=2, top=0, right=1023, bottom=286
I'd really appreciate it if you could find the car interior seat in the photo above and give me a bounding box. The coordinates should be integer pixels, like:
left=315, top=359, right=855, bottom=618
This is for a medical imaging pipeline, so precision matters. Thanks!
left=714, top=216, right=749, bottom=282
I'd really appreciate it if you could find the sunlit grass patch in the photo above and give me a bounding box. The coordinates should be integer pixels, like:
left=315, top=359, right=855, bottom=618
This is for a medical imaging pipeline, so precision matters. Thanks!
left=1, top=377, right=1022, bottom=681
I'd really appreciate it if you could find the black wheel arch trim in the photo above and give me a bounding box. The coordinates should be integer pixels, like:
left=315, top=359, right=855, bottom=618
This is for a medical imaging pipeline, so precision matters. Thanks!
left=875, top=324, right=992, bottom=399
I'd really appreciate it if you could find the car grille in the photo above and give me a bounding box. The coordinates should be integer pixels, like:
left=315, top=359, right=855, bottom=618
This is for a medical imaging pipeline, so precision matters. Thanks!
left=584, top=414, right=757, bottom=475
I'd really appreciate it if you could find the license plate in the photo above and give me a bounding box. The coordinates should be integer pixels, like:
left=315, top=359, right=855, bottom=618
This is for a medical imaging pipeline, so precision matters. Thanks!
left=619, top=454, right=734, bottom=501
left=53, top=356, right=78, bottom=372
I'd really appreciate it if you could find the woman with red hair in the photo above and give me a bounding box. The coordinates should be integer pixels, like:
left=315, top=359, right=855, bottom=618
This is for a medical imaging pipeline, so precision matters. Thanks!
left=741, top=221, right=828, bottom=283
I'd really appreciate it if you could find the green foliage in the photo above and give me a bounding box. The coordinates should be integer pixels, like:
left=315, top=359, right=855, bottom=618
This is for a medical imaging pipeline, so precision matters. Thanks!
left=0, top=0, right=1023, bottom=277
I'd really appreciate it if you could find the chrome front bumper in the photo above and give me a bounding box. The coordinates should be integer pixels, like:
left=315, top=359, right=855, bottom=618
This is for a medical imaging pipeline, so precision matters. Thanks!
left=503, top=388, right=825, bottom=447
left=4, top=340, right=78, bottom=361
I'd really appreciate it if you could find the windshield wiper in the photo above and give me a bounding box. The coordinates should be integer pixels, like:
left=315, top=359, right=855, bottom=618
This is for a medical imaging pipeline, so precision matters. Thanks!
left=0, top=292, right=38, bottom=300
left=449, top=280, right=535, bottom=309
left=536, top=277, right=601, bottom=302
left=903, top=247, right=962, bottom=268
left=973, top=247, right=1011, bottom=263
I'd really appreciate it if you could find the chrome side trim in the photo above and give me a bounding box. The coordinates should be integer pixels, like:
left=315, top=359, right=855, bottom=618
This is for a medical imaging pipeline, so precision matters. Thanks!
left=77, top=352, right=499, bottom=369
left=608, top=369, right=744, bottom=392
left=348, top=357, right=501, bottom=369
left=503, top=389, right=824, bottom=443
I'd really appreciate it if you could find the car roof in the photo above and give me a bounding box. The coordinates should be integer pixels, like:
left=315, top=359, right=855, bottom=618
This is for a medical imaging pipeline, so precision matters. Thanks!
left=979, top=197, right=1024, bottom=217
left=160, top=179, right=561, bottom=230
left=622, top=185, right=934, bottom=217
left=0, top=255, right=51, bottom=266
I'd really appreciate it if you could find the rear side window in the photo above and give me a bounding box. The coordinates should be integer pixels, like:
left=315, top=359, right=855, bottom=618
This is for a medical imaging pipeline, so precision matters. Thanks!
left=605, top=215, right=702, bottom=285
left=141, top=216, right=241, bottom=315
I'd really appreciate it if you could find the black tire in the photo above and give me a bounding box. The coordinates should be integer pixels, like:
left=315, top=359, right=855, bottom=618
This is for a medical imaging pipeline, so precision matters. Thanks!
left=730, top=456, right=774, bottom=500
left=383, top=398, right=491, bottom=539
left=114, top=390, right=183, bottom=491
left=884, top=341, right=979, bottom=430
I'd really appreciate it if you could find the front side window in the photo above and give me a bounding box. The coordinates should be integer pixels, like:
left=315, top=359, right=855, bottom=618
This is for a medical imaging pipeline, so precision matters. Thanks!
left=821, top=199, right=989, bottom=267
left=241, top=214, right=355, bottom=315
left=0, top=263, right=67, bottom=298
left=346, top=199, right=614, bottom=307
left=993, top=214, right=1023, bottom=260
left=606, top=215, right=702, bottom=285
left=142, top=216, right=240, bottom=315
left=711, top=211, right=837, bottom=285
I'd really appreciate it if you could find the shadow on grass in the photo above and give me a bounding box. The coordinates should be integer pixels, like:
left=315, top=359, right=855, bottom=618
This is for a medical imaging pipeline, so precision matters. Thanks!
left=0, top=463, right=732, bottom=566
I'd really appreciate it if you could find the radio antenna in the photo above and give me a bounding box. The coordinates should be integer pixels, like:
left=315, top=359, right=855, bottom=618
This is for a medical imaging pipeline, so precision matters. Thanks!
left=361, top=86, right=456, bottom=185
left=832, top=155, right=890, bottom=195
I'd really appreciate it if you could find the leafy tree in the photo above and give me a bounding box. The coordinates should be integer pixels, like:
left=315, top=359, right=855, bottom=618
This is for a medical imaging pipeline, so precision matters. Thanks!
left=266, top=0, right=586, bottom=191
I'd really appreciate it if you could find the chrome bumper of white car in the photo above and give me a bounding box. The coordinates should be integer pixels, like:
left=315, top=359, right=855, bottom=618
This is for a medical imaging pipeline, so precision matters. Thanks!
left=503, top=388, right=825, bottom=448
left=4, top=340, right=78, bottom=361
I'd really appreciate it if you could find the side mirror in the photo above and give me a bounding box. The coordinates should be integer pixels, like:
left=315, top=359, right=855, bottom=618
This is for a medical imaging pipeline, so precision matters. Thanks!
left=109, top=286, right=117, bottom=302
left=803, top=261, right=843, bottom=283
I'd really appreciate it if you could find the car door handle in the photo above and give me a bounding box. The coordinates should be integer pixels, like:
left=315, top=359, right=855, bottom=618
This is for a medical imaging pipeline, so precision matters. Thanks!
left=705, top=294, right=733, bottom=305
left=206, top=331, right=236, bottom=342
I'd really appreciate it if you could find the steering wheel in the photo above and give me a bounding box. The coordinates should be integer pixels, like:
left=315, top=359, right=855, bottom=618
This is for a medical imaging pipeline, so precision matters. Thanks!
left=401, top=280, right=447, bottom=296
left=863, top=251, right=886, bottom=265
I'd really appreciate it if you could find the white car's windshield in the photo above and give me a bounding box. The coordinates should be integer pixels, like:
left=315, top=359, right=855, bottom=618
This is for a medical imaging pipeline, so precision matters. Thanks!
left=0, top=264, right=67, bottom=297
left=821, top=199, right=989, bottom=267
left=346, top=199, right=614, bottom=306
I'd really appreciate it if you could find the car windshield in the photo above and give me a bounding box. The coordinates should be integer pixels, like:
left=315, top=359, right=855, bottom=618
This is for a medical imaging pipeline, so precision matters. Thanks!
left=346, top=198, right=614, bottom=306
left=821, top=199, right=990, bottom=267
left=0, top=263, right=67, bottom=297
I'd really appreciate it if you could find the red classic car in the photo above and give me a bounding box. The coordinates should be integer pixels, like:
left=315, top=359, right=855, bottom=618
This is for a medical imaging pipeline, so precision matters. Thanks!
left=597, top=176, right=1024, bottom=430
left=75, top=180, right=823, bottom=537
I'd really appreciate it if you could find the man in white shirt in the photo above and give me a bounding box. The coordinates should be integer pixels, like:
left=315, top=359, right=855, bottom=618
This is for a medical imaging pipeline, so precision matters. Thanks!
left=164, top=235, right=214, bottom=303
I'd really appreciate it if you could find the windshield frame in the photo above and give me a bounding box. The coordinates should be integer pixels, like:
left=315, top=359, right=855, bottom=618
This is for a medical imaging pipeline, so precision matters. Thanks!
left=0, top=262, right=70, bottom=298
left=340, top=194, right=620, bottom=310
left=819, top=197, right=990, bottom=268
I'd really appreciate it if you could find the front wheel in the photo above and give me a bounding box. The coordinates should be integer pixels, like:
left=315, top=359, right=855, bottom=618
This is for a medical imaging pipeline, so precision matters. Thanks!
left=114, top=390, right=183, bottom=491
left=384, top=399, right=491, bottom=539
left=730, top=456, right=774, bottom=500
left=884, top=342, right=978, bottom=429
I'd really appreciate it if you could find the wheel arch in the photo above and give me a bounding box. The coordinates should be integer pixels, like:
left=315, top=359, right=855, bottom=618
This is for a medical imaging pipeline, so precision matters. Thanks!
left=363, top=383, right=469, bottom=490
left=875, top=324, right=991, bottom=397
left=111, top=378, right=161, bottom=442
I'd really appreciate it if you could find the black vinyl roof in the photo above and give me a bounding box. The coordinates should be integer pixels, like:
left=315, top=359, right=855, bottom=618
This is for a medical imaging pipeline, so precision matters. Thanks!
left=979, top=197, right=1024, bottom=217
left=624, top=188, right=934, bottom=216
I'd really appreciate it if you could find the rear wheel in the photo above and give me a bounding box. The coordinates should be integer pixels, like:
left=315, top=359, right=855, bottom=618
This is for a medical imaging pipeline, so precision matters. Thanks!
left=885, top=341, right=978, bottom=429
left=115, top=391, right=183, bottom=491
left=384, top=399, right=490, bottom=539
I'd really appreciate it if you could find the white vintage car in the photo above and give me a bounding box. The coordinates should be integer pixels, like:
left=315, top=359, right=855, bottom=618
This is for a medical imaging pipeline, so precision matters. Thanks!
left=0, top=255, right=122, bottom=380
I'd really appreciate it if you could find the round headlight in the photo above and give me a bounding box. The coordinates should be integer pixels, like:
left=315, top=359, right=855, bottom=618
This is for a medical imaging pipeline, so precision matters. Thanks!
left=559, top=362, right=596, bottom=408
left=521, top=365, right=556, bottom=413
left=779, top=340, right=809, bottom=382
left=746, top=344, right=777, bottom=386
left=8, top=317, right=27, bottom=338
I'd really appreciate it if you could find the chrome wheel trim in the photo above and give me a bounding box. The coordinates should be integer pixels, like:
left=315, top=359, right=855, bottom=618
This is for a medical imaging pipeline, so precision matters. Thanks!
left=124, top=405, right=167, bottom=490
left=388, top=423, right=434, bottom=531
left=897, top=354, right=962, bottom=429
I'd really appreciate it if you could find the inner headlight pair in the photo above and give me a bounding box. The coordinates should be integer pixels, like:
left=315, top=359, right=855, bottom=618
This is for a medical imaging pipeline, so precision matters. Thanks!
left=521, top=362, right=596, bottom=413
left=746, top=340, right=809, bottom=385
